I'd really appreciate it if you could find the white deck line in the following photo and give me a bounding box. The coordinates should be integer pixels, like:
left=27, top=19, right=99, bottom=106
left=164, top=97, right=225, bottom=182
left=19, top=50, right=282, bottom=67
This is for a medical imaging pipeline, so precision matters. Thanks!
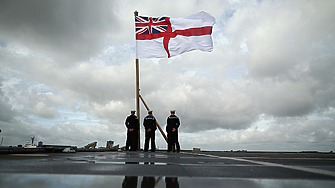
left=184, top=152, right=335, bottom=178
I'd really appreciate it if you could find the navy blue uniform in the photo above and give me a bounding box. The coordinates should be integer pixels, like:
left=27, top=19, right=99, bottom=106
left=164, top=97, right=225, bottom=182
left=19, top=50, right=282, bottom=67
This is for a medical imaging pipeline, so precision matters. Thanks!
left=125, top=114, right=139, bottom=151
left=122, top=176, right=138, bottom=188
left=141, top=177, right=155, bottom=188
left=166, top=114, right=180, bottom=152
left=143, top=114, right=157, bottom=152
left=165, top=177, right=179, bottom=188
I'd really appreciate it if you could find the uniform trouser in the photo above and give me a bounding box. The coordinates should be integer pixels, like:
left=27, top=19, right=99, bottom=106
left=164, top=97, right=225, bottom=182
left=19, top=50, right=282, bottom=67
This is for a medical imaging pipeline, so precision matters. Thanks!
left=126, top=132, right=138, bottom=151
left=167, top=133, right=180, bottom=152
left=144, top=131, right=156, bottom=152
left=122, top=176, right=138, bottom=188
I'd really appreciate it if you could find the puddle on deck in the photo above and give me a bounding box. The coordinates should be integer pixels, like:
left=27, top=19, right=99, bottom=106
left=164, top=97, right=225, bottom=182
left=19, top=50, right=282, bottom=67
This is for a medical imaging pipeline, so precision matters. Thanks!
left=1, top=173, right=335, bottom=188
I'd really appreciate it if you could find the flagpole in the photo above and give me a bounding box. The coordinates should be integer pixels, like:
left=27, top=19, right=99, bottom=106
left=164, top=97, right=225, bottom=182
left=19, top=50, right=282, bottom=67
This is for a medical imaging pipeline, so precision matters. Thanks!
left=134, top=10, right=140, bottom=149
left=136, top=58, right=140, bottom=149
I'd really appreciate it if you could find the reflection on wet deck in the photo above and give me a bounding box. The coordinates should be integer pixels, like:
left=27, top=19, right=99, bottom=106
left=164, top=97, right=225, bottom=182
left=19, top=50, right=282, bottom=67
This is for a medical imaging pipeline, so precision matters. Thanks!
left=1, top=174, right=335, bottom=188
left=1, top=151, right=335, bottom=187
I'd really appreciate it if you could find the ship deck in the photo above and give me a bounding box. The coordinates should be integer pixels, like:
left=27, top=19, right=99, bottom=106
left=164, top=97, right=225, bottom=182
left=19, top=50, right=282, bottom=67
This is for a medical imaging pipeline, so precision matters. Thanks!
left=1, top=150, right=335, bottom=187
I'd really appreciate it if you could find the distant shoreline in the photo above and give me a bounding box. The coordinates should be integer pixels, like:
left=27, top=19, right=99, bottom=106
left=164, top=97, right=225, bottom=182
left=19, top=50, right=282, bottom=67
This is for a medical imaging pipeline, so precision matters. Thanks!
left=1, top=146, right=334, bottom=157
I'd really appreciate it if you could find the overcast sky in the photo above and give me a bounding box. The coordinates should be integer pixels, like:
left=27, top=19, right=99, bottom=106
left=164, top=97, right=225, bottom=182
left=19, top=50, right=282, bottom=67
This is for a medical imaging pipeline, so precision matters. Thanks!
left=0, top=0, right=334, bottom=151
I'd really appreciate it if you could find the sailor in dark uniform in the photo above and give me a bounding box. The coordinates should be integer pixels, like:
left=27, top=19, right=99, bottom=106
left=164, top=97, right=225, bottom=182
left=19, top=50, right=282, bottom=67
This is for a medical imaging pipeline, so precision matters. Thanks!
left=125, top=110, right=139, bottom=151
left=166, top=110, right=180, bottom=152
left=122, top=176, right=138, bottom=188
left=141, top=176, right=155, bottom=188
left=165, top=177, right=179, bottom=188
left=143, top=110, right=157, bottom=152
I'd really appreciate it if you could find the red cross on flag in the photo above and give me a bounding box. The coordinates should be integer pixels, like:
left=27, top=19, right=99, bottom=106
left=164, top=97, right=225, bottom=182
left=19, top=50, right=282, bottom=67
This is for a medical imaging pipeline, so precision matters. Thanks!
left=135, top=11, right=215, bottom=59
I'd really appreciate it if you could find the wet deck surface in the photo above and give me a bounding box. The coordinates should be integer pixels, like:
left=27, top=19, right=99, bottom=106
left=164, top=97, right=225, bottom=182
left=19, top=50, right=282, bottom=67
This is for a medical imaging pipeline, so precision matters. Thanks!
left=1, top=151, right=335, bottom=187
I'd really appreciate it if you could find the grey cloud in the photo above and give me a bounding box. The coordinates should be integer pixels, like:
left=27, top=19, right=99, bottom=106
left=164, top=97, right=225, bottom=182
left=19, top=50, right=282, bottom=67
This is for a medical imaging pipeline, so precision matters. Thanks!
left=16, top=88, right=61, bottom=119
left=255, top=79, right=316, bottom=117
left=182, top=114, right=335, bottom=151
left=221, top=0, right=335, bottom=118
left=0, top=0, right=120, bottom=65
left=0, top=82, right=18, bottom=123
left=138, top=66, right=259, bottom=132
left=224, top=0, right=335, bottom=79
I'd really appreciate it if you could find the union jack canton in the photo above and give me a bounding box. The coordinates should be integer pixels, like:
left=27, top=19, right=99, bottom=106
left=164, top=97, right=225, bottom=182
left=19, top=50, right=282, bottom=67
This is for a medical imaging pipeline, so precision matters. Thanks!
left=135, top=16, right=171, bottom=40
